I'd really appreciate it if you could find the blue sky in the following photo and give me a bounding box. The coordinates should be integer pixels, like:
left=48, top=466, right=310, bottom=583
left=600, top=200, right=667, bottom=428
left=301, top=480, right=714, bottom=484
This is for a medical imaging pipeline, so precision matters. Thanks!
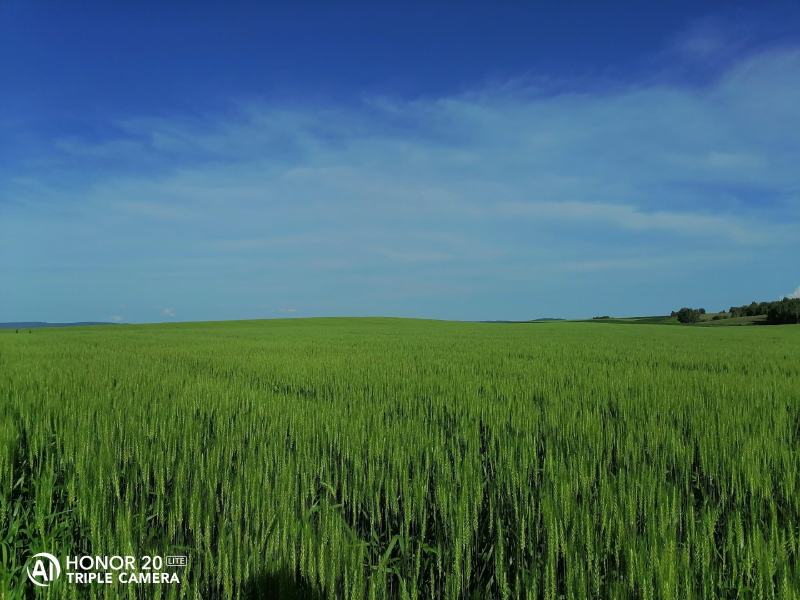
left=1, top=1, right=799, bottom=322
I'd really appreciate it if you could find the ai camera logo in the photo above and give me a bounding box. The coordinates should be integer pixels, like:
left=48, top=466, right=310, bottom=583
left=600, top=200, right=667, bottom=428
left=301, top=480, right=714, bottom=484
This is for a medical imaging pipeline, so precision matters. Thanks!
left=27, top=552, right=61, bottom=587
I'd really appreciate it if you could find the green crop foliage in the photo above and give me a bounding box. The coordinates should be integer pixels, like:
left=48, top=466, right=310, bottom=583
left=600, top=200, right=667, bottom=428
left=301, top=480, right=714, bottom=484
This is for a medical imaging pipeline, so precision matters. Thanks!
left=1, top=318, right=798, bottom=598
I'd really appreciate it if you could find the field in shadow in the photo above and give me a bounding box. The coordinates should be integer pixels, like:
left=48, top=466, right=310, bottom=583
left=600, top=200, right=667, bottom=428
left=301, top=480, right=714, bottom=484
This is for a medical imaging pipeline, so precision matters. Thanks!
left=242, top=569, right=324, bottom=600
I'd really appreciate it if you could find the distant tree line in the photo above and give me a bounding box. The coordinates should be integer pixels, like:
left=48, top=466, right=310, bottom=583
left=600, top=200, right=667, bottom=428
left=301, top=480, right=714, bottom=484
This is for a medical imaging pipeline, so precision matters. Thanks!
left=669, top=298, right=800, bottom=325
left=767, top=298, right=800, bottom=324
left=671, top=307, right=705, bottom=324
left=728, top=298, right=800, bottom=324
left=728, top=301, right=771, bottom=318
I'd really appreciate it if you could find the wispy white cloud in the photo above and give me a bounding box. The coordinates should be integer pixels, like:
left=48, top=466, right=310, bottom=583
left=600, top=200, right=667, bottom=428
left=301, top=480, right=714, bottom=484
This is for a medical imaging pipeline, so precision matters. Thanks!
left=160, top=307, right=176, bottom=318
left=377, top=249, right=454, bottom=264
left=668, top=16, right=754, bottom=65
left=788, top=287, right=800, bottom=299
left=3, top=45, right=800, bottom=321
left=489, top=201, right=758, bottom=242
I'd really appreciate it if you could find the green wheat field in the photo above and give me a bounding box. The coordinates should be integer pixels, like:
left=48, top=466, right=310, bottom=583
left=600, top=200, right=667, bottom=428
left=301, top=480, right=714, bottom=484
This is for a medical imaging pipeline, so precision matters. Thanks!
left=1, top=318, right=799, bottom=599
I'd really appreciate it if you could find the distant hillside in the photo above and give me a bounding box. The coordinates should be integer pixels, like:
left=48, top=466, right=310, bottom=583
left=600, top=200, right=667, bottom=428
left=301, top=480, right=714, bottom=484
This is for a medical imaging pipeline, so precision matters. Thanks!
left=0, top=322, right=115, bottom=329
left=582, top=315, right=677, bottom=325
left=583, top=312, right=782, bottom=327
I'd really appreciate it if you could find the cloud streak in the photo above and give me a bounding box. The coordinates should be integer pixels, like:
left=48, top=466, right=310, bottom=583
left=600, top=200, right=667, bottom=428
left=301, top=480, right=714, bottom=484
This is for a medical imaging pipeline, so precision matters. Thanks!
left=489, top=201, right=759, bottom=243
left=2, top=45, right=799, bottom=321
